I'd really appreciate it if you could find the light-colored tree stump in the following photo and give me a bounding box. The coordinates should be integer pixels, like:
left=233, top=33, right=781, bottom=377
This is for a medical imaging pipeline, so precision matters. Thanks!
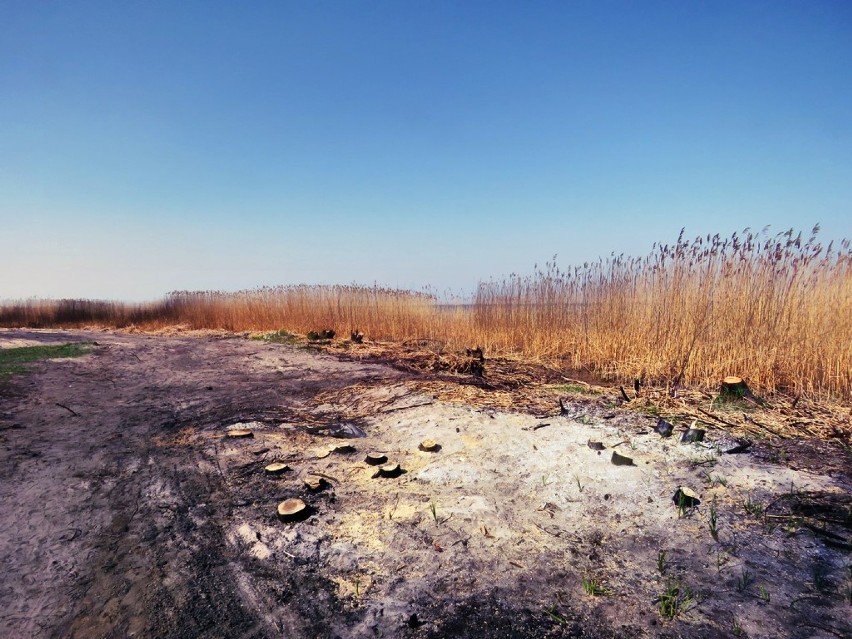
left=277, top=498, right=307, bottom=521
left=719, top=376, right=762, bottom=405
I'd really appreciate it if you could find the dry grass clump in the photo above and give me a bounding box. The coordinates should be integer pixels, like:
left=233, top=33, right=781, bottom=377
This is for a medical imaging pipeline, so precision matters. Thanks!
left=2, top=226, right=850, bottom=399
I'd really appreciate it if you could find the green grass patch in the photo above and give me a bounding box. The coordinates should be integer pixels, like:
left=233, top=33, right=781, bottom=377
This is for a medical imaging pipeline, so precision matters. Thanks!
left=743, top=494, right=765, bottom=518
left=0, top=343, right=92, bottom=379
left=658, top=580, right=695, bottom=620
left=640, top=403, right=662, bottom=416
left=581, top=575, right=612, bottom=596
left=549, top=383, right=598, bottom=395
left=542, top=604, right=568, bottom=625
left=251, top=330, right=299, bottom=345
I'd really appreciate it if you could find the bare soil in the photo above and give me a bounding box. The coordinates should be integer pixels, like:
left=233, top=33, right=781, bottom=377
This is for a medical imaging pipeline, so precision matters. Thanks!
left=0, top=329, right=849, bottom=639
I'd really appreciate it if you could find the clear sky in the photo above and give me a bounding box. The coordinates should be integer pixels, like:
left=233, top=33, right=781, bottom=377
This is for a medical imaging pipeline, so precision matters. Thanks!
left=2, top=1, right=850, bottom=301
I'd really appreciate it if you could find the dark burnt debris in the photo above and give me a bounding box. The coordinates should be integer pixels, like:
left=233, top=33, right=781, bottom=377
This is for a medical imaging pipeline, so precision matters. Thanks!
left=408, top=592, right=627, bottom=639
left=680, top=427, right=706, bottom=443
left=610, top=451, right=635, bottom=466
left=654, top=417, right=674, bottom=437
left=307, top=328, right=336, bottom=341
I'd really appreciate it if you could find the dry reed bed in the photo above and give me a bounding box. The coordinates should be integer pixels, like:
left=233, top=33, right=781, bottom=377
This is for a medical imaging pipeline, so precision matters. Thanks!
left=474, top=226, right=852, bottom=399
left=2, top=227, right=850, bottom=399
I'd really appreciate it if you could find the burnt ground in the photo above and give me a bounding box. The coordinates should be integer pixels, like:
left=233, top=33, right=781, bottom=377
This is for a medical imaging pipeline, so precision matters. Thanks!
left=0, top=329, right=850, bottom=639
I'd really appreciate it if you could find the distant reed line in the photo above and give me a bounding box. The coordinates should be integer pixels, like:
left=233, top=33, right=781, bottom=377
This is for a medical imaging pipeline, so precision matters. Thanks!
left=2, top=227, right=850, bottom=398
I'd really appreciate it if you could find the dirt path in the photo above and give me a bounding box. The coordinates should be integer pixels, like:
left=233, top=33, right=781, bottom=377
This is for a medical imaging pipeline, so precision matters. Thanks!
left=0, top=330, right=402, bottom=638
left=0, top=330, right=849, bottom=639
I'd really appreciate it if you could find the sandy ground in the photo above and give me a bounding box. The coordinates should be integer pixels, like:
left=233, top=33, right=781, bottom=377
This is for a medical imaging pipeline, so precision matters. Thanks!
left=0, top=329, right=849, bottom=639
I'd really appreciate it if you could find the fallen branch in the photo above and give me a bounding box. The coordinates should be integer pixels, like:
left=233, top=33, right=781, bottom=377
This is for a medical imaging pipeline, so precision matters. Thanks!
left=58, top=527, right=82, bottom=542
left=695, top=407, right=740, bottom=430
left=795, top=621, right=847, bottom=639
left=559, top=377, right=591, bottom=388
left=308, top=471, right=340, bottom=484
left=743, top=414, right=787, bottom=439
left=532, top=522, right=562, bottom=537
left=524, top=423, right=551, bottom=432
left=801, top=522, right=850, bottom=546
left=379, top=400, right=434, bottom=414
left=55, top=403, right=79, bottom=417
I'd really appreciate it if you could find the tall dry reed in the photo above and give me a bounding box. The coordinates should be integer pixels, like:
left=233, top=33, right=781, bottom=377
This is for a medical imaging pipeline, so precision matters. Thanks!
left=160, top=285, right=463, bottom=338
left=0, top=286, right=470, bottom=343
left=473, top=226, right=852, bottom=397
left=2, top=227, right=849, bottom=398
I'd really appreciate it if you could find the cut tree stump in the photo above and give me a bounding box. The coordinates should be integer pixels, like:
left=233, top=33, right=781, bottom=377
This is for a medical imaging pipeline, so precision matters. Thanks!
left=375, top=463, right=402, bottom=478
left=719, top=376, right=762, bottom=404
left=277, top=498, right=308, bottom=522
left=264, top=462, right=291, bottom=475
left=304, top=476, right=328, bottom=492
left=365, top=453, right=388, bottom=466
left=418, top=439, right=440, bottom=452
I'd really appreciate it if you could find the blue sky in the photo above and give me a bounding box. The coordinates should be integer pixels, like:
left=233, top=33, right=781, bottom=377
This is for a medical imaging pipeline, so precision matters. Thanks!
left=2, top=1, right=850, bottom=300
